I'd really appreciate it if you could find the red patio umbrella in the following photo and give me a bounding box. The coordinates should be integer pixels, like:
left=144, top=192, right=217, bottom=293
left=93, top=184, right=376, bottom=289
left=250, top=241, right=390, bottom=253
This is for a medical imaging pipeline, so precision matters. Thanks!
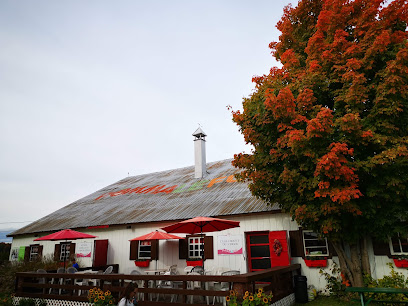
left=130, top=230, right=183, bottom=270
left=161, top=217, right=240, bottom=268
left=34, top=229, right=97, bottom=270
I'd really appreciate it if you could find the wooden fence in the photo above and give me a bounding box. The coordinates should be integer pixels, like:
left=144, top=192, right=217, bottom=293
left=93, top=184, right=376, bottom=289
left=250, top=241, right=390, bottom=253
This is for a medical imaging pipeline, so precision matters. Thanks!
left=15, top=264, right=301, bottom=305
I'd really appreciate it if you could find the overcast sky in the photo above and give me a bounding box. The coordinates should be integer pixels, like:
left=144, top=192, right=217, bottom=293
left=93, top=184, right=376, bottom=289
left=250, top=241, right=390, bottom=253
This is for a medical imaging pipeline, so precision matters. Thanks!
left=0, top=0, right=294, bottom=239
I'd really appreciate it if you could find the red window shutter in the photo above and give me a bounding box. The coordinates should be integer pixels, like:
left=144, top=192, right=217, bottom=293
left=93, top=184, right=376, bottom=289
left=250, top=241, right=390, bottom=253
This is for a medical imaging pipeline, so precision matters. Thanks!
left=130, top=240, right=139, bottom=260
left=269, top=231, right=290, bottom=267
left=151, top=240, right=159, bottom=260
left=204, top=236, right=214, bottom=259
left=70, top=243, right=76, bottom=261
left=54, top=244, right=61, bottom=261
left=179, top=238, right=188, bottom=259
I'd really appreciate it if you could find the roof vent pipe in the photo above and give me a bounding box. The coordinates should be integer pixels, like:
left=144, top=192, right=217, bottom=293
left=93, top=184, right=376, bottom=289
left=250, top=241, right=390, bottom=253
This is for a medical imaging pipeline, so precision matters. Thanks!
left=192, top=127, right=207, bottom=179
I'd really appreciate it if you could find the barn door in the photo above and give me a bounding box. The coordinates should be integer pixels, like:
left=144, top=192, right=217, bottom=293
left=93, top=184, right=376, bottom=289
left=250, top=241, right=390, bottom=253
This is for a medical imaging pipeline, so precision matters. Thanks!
left=246, top=231, right=290, bottom=272
left=269, top=230, right=290, bottom=267
left=93, top=239, right=108, bottom=267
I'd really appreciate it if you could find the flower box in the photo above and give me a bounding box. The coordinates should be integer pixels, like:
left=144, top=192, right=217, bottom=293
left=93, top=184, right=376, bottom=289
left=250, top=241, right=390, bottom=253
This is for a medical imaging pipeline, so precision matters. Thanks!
left=186, top=259, right=203, bottom=266
left=134, top=260, right=150, bottom=267
left=393, top=258, right=408, bottom=268
left=304, top=259, right=327, bottom=268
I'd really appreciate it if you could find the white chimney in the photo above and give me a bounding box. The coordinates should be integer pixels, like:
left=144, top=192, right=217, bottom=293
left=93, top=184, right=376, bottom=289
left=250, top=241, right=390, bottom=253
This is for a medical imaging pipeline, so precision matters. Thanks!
left=192, top=127, right=207, bottom=178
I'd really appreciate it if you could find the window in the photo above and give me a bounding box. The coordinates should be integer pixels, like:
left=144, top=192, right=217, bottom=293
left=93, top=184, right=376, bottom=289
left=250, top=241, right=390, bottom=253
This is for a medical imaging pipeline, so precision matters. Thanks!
left=29, top=245, right=39, bottom=261
left=188, top=236, right=203, bottom=259
left=60, top=243, right=71, bottom=261
left=389, top=233, right=408, bottom=255
left=303, top=231, right=329, bottom=256
left=138, top=241, right=152, bottom=259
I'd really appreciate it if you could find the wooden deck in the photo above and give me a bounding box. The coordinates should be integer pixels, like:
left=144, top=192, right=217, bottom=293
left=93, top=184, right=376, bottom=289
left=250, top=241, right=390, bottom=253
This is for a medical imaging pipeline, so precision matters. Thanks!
left=15, top=264, right=301, bottom=305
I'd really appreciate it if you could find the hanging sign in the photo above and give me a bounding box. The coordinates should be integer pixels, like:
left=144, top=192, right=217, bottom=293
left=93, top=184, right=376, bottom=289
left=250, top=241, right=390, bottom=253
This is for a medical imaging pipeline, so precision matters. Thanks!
left=218, top=235, right=243, bottom=255
left=76, top=242, right=92, bottom=258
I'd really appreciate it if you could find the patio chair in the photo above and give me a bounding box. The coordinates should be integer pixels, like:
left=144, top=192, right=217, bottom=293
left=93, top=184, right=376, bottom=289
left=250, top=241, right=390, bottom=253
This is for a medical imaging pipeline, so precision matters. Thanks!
left=214, top=270, right=240, bottom=306
left=191, top=265, right=204, bottom=275
left=49, top=267, right=66, bottom=294
left=156, top=271, right=178, bottom=302
left=97, top=266, right=114, bottom=287
left=184, top=266, right=194, bottom=274
left=130, top=270, right=144, bottom=301
left=187, top=272, right=202, bottom=304
left=36, top=269, right=48, bottom=294
left=169, top=264, right=177, bottom=274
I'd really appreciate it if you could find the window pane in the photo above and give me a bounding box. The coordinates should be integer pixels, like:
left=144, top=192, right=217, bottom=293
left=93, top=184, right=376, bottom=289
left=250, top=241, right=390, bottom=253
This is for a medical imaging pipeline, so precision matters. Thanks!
left=401, top=238, right=408, bottom=253
left=251, top=258, right=271, bottom=269
left=305, top=239, right=327, bottom=247
left=305, top=247, right=328, bottom=255
left=391, top=237, right=401, bottom=253
left=303, top=232, right=318, bottom=240
left=250, top=245, right=270, bottom=258
left=249, top=235, right=269, bottom=244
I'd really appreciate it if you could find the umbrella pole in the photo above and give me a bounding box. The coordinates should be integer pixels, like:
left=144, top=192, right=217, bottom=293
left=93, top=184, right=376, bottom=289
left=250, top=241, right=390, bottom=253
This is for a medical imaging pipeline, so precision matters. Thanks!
left=201, top=227, right=205, bottom=270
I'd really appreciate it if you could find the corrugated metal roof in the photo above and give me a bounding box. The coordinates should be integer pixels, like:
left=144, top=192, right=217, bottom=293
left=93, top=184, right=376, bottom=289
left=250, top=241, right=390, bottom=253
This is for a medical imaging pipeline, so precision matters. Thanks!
left=9, top=159, right=279, bottom=236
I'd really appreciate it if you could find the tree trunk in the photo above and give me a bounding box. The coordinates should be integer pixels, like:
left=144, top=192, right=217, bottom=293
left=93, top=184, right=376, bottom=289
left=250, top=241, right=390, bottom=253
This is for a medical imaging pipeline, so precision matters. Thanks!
left=350, top=243, right=364, bottom=287
left=332, top=241, right=365, bottom=287
left=360, top=237, right=371, bottom=276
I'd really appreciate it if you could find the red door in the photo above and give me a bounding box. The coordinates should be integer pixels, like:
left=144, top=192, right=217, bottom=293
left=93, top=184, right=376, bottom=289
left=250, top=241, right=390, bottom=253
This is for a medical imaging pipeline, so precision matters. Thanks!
left=93, top=239, right=108, bottom=267
left=246, top=232, right=271, bottom=272
left=246, top=231, right=290, bottom=272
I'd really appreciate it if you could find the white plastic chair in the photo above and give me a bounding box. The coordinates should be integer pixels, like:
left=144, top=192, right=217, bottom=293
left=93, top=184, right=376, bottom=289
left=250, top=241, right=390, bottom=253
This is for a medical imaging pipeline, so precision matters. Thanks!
left=36, top=269, right=47, bottom=294
left=130, top=270, right=144, bottom=301
left=156, top=271, right=178, bottom=302
left=184, top=266, right=194, bottom=274
left=187, top=272, right=202, bottom=304
left=49, top=267, right=65, bottom=294
left=214, top=270, right=240, bottom=306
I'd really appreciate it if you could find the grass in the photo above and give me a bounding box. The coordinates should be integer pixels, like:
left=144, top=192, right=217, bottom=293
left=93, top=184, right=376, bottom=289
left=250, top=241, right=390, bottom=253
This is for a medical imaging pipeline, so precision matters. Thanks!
left=294, top=295, right=361, bottom=305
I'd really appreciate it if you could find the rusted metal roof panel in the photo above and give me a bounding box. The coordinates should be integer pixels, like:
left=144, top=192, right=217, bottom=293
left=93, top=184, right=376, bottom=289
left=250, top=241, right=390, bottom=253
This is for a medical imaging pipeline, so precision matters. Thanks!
left=10, top=159, right=279, bottom=236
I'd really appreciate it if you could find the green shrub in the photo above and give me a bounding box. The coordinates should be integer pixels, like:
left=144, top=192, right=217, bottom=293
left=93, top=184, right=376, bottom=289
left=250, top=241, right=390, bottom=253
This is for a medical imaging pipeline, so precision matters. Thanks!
left=18, top=298, right=36, bottom=306
left=0, top=254, right=59, bottom=295
left=363, top=263, right=408, bottom=304
left=0, top=292, right=14, bottom=306
left=319, top=261, right=349, bottom=298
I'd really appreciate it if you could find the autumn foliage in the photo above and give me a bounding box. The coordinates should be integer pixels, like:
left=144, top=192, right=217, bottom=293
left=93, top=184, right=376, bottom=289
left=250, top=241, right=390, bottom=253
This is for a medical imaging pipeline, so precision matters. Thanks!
left=232, top=0, right=408, bottom=286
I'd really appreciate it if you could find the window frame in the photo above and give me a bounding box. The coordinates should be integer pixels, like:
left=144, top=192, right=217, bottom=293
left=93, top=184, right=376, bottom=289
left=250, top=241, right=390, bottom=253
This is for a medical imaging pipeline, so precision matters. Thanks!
left=389, top=233, right=408, bottom=256
left=29, top=245, right=39, bottom=262
left=302, top=230, right=329, bottom=257
left=60, top=242, right=71, bottom=262
left=138, top=240, right=152, bottom=259
left=188, top=236, right=204, bottom=259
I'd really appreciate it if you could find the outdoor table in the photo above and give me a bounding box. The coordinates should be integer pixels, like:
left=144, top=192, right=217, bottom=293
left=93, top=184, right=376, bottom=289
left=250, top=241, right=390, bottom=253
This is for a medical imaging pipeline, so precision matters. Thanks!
left=145, top=269, right=168, bottom=275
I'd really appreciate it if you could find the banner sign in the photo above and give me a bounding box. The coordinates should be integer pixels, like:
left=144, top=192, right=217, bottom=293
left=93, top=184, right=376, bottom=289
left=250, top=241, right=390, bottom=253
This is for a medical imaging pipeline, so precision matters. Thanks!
left=218, top=235, right=243, bottom=255
left=76, top=242, right=92, bottom=258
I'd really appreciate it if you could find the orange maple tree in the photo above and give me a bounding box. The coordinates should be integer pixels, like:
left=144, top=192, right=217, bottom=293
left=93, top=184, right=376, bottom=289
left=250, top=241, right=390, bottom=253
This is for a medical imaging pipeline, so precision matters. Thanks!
left=232, top=0, right=408, bottom=286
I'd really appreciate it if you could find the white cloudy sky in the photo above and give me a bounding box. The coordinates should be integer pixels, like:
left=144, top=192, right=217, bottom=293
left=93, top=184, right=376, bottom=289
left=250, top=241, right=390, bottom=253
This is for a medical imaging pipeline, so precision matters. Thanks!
left=0, top=0, right=294, bottom=237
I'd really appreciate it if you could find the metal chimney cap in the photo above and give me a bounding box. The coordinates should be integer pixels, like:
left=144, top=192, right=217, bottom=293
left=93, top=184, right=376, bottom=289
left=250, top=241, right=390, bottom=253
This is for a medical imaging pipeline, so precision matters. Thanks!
left=192, top=127, right=207, bottom=138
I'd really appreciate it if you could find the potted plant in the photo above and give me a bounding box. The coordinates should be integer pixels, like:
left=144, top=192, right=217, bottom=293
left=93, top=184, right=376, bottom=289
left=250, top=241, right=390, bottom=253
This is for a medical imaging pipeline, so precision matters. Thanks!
left=392, top=255, right=408, bottom=268
left=186, top=258, right=203, bottom=266
left=134, top=259, right=151, bottom=267
left=304, top=256, right=328, bottom=267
